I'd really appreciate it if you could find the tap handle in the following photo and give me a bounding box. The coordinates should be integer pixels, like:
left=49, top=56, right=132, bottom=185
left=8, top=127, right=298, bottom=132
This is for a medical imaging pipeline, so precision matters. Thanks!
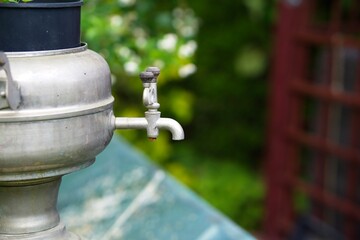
left=146, top=67, right=160, bottom=81
left=140, top=68, right=160, bottom=109
left=139, top=71, right=154, bottom=84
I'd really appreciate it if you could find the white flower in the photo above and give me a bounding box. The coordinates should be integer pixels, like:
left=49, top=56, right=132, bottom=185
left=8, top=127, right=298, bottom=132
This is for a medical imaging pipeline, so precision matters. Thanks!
left=117, top=46, right=131, bottom=58
left=118, top=0, right=136, bottom=7
left=178, top=40, right=197, bottom=58
left=178, top=64, right=197, bottom=78
left=110, top=15, right=123, bottom=28
left=124, top=61, right=139, bottom=75
left=157, top=33, right=178, bottom=52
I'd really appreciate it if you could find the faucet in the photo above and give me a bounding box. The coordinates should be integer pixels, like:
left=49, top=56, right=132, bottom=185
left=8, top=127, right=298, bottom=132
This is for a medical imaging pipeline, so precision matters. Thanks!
left=113, top=67, right=185, bottom=141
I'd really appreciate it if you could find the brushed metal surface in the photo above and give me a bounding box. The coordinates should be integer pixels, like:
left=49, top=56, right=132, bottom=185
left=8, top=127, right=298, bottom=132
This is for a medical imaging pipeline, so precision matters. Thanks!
left=0, top=47, right=114, bottom=181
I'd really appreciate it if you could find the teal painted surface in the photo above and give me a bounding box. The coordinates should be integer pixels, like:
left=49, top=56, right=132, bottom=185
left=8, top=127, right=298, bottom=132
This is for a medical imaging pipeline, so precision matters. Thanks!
left=58, top=136, right=255, bottom=240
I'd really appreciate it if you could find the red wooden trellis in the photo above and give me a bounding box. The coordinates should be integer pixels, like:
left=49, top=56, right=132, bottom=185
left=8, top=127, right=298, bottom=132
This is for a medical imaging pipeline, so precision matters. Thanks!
left=264, top=0, right=360, bottom=239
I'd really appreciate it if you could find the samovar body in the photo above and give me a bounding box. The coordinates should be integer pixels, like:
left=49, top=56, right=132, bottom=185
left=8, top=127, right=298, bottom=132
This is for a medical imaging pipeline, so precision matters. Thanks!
left=0, top=45, right=114, bottom=239
left=0, top=1, right=183, bottom=239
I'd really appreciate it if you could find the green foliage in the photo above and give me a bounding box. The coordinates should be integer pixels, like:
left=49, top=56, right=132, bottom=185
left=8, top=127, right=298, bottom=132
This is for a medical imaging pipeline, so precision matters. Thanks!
left=167, top=145, right=264, bottom=230
left=81, top=0, right=276, bottom=232
left=194, top=162, right=264, bottom=230
left=187, top=0, right=276, bottom=168
left=82, top=0, right=198, bottom=162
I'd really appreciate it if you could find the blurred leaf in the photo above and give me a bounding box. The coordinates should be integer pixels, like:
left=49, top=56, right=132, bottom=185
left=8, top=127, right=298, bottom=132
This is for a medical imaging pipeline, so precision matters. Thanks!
left=167, top=90, right=194, bottom=124
left=243, top=0, right=265, bottom=18
left=234, top=47, right=267, bottom=77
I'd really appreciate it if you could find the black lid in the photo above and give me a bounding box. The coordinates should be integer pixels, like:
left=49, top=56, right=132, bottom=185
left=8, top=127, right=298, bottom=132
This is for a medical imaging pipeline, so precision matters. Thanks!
left=0, top=0, right=82, bottom=51
left=0, top=0, right=83, bottom=8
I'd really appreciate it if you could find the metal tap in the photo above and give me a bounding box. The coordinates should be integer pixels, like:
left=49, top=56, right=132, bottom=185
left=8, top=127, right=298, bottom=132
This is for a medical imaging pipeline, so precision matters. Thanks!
left=114, top=67, right=185, bottom=140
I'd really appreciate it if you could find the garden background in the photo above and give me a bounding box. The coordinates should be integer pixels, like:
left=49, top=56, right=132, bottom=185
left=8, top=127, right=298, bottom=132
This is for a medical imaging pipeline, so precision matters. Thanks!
left=82, top=0, right=276, bottom=232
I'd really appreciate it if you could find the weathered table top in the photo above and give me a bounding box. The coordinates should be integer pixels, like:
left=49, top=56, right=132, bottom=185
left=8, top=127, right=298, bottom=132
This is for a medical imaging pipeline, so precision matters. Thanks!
left=58, top=136, right=255, bottom=240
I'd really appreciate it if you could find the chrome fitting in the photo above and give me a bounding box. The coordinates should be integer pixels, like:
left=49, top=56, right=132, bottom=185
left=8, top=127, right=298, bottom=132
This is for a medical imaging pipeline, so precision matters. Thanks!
left=114, top=67, right=184, bottom=140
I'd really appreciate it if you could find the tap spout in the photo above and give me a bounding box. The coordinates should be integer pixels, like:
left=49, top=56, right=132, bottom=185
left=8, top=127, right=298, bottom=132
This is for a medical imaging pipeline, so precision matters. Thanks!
left=156, top=118, right=185, bottom=140
left=114, top=117, right=184, bottom=141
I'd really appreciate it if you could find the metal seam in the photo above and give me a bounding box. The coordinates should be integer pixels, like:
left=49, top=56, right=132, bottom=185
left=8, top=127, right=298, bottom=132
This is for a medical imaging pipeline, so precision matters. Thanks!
left=0, top=98, right=114, bottom=122
left=5, top=43, right=88, bottom=58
